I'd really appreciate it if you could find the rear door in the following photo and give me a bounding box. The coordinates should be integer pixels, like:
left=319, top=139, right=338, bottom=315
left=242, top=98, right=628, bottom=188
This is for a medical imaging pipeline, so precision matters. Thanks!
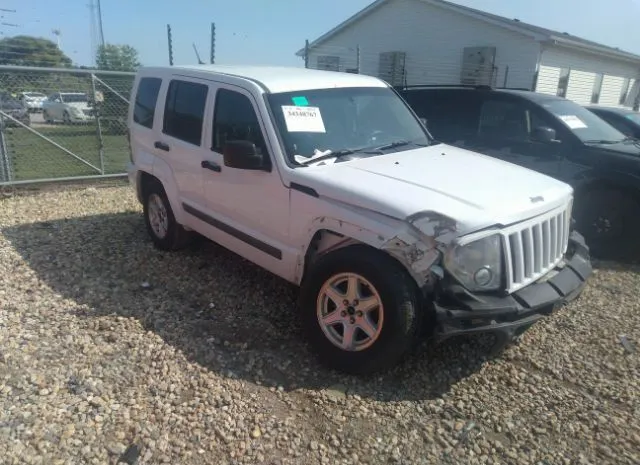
left=154, top=76, right=210, bottom=208
left=467, top=94, right=566, bottom=178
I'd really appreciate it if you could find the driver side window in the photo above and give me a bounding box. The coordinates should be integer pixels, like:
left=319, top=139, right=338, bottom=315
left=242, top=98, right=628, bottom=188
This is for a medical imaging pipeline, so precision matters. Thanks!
left=212, top=89, right=269, bottom=159
left=479, top=98, right=561, bottom=142
left=479, top=99, right=529, bottom=141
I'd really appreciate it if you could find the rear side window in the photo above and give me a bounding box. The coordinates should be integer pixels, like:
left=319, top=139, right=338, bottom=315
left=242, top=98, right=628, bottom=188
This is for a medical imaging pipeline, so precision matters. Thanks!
left=133, top=77, right=162, bottom=128
left=212, top=89, right=268, bottom=156
left=402, top=90, right=481, bottom=142
left=163, top=80, right=209, bottom=145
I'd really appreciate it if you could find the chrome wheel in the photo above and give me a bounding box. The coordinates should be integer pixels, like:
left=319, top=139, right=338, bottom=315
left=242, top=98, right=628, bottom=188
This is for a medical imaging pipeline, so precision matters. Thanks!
left=316, top=272, right=384, bottom=351
left=147, top=193, right=169, bottom=239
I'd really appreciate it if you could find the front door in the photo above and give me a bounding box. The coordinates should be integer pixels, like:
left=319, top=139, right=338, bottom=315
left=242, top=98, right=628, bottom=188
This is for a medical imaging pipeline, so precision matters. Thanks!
left=198, top=85, right=293, bottom=278
left=466, top=95, right=566, bottom=179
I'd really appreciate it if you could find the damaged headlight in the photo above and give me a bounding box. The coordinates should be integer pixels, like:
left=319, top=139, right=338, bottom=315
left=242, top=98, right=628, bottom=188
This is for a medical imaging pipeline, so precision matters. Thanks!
left=444, top=234, right=503, bottom=291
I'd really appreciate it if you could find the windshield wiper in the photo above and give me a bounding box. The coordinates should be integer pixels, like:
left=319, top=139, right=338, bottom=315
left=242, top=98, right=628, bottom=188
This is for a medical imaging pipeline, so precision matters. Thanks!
left=297, top=147, right=381, bottom=166
left=583, top=139, right=621, bottom=145
left=373, top=140, right=428, bottom=151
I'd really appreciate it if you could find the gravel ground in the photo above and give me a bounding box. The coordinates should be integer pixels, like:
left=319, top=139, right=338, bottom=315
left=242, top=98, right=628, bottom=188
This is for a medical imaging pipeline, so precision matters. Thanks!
left=1, top=183, right=639, bottom=465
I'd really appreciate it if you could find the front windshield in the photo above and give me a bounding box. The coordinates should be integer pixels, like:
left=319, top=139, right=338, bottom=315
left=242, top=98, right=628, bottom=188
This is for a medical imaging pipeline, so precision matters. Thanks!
left=61, top=93, right=88, bottom=103
left=25, top=92, right=45, bottom=98
left=267, top=86, right=430, bottom=164
left=541, top=99, right=626, bottom=143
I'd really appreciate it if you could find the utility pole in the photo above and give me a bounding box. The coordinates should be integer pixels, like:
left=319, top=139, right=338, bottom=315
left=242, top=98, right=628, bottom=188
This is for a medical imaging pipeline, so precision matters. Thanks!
left=96, top=0, right=105, bottom=47
left=304, top=40, right=309, bottom=68
left=167, top=24, right=174, bottom=66
left=210, top=22, right=215, bottom=64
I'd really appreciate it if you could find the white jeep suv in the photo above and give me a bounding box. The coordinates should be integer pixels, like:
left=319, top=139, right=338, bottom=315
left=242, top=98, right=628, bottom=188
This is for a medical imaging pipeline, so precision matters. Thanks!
left=126, top=65, right=592, bottom=375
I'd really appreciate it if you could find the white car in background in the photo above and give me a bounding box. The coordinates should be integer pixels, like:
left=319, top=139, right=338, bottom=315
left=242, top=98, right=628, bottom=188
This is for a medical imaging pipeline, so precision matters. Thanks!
left=18, top=91, right=47, bottom=113
left=42, top=92, right=94, bottom=124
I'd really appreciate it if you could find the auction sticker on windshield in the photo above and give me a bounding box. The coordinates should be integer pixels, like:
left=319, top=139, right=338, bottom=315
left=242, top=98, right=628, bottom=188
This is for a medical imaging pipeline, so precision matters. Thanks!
left=558, top=114, right=588, bottom=129
left=282, top=106, right=326, bottom=133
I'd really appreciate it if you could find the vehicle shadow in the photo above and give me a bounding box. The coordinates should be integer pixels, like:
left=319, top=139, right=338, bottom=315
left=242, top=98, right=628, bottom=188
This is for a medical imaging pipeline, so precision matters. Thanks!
left=591, top=258, right=640, bottom=274
left=2, top=212, right=496, bottom=402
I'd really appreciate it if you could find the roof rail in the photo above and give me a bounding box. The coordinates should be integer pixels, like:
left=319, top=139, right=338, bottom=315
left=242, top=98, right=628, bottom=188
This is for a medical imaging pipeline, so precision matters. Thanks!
left=394, top=84, right=534, bottom=92
left=494, top=86, right=533, bottom=91
left=393, top=83, right=494, bottom=91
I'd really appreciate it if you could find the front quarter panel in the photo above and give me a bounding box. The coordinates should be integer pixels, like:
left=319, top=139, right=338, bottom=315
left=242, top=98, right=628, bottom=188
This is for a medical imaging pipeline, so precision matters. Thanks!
left=289, top=188, right=442, bottom=287
left=564, top=146, right=640, bottom=194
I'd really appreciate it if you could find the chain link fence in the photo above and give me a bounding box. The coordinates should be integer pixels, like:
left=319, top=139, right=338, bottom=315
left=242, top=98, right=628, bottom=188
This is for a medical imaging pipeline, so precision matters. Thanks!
left=0, top=65, right=135, bottom=185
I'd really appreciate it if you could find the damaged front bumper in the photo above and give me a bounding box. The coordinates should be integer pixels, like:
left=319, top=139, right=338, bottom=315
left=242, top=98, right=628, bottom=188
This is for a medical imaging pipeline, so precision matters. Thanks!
left=433, top=230, right=592, bottom=353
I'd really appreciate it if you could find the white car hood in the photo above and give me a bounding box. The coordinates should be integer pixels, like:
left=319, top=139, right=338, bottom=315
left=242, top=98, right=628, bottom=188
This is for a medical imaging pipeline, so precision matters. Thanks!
left=291, top=143, right=573, bottom=234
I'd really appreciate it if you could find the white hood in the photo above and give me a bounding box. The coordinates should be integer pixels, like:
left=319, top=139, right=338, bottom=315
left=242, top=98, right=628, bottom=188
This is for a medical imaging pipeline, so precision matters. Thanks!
left=291, top=144, right=573, bottom=234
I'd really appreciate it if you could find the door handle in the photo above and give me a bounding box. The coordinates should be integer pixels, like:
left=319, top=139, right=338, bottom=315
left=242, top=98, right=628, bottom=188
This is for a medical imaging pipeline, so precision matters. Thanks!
left=201, top=160, right=221, bottom=172
left=154, top=141, right=170, bottom=152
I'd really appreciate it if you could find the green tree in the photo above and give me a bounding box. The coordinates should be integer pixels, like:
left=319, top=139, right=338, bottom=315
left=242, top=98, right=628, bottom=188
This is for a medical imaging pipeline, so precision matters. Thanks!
left=96, top=44, right=140, bottom=72
left=0, top=35, right=73, bottom=68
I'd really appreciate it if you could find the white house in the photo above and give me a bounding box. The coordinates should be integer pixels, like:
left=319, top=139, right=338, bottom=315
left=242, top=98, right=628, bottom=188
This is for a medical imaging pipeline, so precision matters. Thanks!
left=296, top=0, right=640, bottom=109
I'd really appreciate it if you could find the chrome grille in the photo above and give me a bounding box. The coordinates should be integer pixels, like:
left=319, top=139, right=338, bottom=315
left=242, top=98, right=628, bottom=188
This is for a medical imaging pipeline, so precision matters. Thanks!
left=502, top=201, right=572, bottom=293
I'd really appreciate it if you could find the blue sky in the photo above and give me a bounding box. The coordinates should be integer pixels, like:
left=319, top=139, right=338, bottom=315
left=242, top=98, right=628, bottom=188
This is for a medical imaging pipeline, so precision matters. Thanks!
left=2, top=0, right=640, bottom=68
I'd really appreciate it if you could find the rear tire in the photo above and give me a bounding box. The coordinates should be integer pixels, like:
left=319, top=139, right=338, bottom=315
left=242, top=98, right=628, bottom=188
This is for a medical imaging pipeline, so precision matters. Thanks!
left=299, top=245, right=424, bottom=375
left=43, top=110, right=53, bottom=124
left=573, top=188, right=640, bottom=261
left=142, top=179, right=192, bottom=251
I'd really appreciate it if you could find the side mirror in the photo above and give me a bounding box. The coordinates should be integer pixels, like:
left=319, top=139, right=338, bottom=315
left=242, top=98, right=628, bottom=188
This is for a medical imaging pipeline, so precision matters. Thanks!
left=531, top=126, right=557, bottom=143
left=222, top=140, right=265, bottom=170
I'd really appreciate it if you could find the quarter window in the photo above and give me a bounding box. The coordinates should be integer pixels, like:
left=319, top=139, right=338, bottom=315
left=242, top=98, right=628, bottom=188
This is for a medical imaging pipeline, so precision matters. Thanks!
left=212, top=89, right=268, bottom=156
left=162, top=80, right=208, bottom=145
left=133, top=77, right=162, bottom=129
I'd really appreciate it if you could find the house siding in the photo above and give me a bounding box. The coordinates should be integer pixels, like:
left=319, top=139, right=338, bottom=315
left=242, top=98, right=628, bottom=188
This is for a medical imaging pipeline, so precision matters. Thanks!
left=539, top=45, right=640, bottom=108
left=306, top=0, right=540, bottom=89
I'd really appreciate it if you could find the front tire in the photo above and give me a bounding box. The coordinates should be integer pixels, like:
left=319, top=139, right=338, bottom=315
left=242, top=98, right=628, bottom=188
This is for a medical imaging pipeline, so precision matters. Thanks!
left=142, top=180, right=192, bottom=251
left=299, top=245, right=423, bottom=375
left=573, top=188, right=640, bottom=261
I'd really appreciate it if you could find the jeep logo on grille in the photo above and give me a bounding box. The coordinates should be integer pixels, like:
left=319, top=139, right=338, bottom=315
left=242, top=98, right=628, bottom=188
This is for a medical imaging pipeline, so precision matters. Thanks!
left=530, top=196, right=544, bottom=203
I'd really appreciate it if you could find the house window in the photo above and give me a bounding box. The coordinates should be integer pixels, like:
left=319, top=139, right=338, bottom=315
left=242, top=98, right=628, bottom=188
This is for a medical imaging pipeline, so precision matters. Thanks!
left=591, top=73, right=603, bottom=104
left=556, top=68, right=570, bottom=98
left=620, top=77, right=631, bottom=105
left=317, top=56, right=340, bottom=71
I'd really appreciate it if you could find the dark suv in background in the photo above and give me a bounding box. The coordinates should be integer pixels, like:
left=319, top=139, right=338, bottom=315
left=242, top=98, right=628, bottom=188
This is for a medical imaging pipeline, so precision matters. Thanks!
left=397, top=85, right=640, bottom=261
left=585, top=106, right=640, bottom=140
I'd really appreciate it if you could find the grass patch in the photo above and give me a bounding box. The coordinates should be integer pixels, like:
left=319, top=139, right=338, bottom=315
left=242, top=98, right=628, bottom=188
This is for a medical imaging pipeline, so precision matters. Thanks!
left=3, top=124, right=130, bottom=182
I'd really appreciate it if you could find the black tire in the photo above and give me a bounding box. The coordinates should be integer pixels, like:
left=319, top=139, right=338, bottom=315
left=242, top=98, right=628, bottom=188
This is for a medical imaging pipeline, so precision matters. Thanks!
left=142, top=179, right=192, bottom=251
left=43, top=110, right=53, bottom=124
left=63, top=111, right=72, bottom=125
left=299, top=245, right=424, bottom=375
left=573, top=188, right=640, bottom=261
